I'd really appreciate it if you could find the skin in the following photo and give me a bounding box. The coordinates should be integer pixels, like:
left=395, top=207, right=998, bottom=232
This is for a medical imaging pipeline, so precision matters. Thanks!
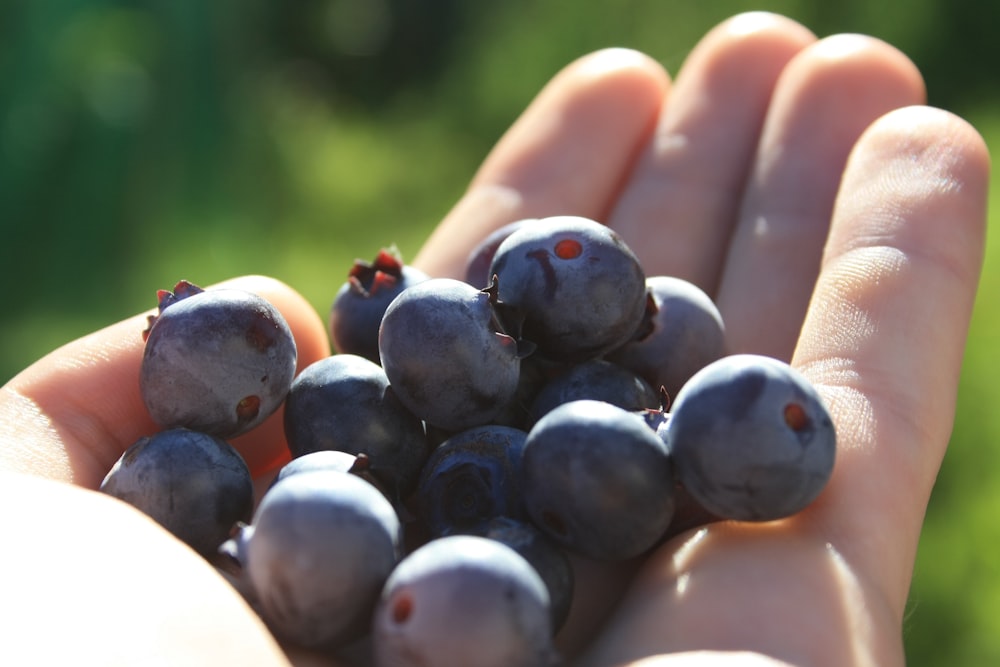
left=0, top=11, right=989, bottom=667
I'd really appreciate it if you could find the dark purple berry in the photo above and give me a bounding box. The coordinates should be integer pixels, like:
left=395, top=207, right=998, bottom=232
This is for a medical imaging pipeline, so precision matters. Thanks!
left=329, top=247, right=429, bottom=363
left=415, top=425, right=528, bottom=537
left=140, top=281, right=297, bottom=439
left=283, top=354, right=429, bottom=500
left=522, top=399, right=675, bottom=561
left=464, top=218, right=535, bottom=289
left=474, top=516, right=574, bottom=633
left=488, top=216, right=647, bottom=362
left=608, top=275, right=726, bottom=401
left=667, top=354, right=836, bottom=521
left=100, top=427, right=253, bottom=558
left=226, top=469, right=402, bottom=649
left=270, top=450, right=388, bottom=498
left=372, top=535, right=557, bottom=667
left=378, top=278, right=523, bottom=432
left=529, top=358, right=660, bottom=425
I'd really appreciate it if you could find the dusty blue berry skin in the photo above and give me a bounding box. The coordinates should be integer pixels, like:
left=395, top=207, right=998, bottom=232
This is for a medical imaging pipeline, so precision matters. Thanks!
left=230, top=470, right=402, bottom=650
left=667, top=354, right=836, bottom=522
left=273, top=449, right=362, bottom=481
left=378, top=278, right=522, bottom=432
left=270, top=450, right=389, bottom=500
left=473, top=516, right=574, bottom=633
left=529, top=358, right=660, bottom=426
left=329, top=248, right=430, bottom=363
left=283, top=354, right=429, bottom=499
left=372, top=535, right=557, bottom=667
left=415, top=425, right=528, bottom=538
left=522, top=399, right=676, bottom=561
left=488, top=215, right=647, bottom=363
left=608, top=275, right=726, bottom=401
left=463, top=218, right=534, bottom=289
left=100, top=428, right=253, bottom=558
left=140, top=282, right=297, bottom=439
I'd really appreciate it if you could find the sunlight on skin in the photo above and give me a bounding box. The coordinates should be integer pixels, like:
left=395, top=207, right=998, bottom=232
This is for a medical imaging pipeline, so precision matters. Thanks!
left=0, top=471, right=294, bottom=666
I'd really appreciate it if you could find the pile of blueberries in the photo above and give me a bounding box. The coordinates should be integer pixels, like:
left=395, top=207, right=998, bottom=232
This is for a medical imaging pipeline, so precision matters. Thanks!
left=100, top=216, right=837, bottom=667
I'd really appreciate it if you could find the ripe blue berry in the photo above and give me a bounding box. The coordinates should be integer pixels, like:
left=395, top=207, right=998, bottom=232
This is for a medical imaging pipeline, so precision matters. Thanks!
left=667, top=354, right=836, bottom=521
left=100, top=427, right=253, bottom=558
left=283, top=353, right=429, bottom=500
left=415, top=425, right=528, bottom=538
left=372, top=535, right=558, bottom=667
left=329, top=247, right=429, bottom=363
left=270, top=450, right=388, bottom=499
left=227, top=469, right=402, bottom=649
left=273, top=449, right=365, bottom=481
left=474, top=516, right=574, bottom=633
left=140, top=281, right=297, bottom=439
left=464, top=218, right=534, bottom=288
left=607, top=275, right=726, bottom=401
left=378, top=278, right=523, bottom=432
left=488, top=215, right=647, bottom=362
left=522, top=399, right=676, bottom=561
left=529, top=358, right=660, bottom=426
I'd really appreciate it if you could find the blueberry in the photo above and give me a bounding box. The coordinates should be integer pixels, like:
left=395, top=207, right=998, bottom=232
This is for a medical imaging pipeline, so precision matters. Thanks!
left=283, top=353, right=430, bottom=500
left=667, top=354, right=836, bottom=521
left=463, top=218, right=535, bottom=289
left=473, top=516, right=574, bottom=633
left=100, top=427, right=254, bottom=558
left=273, top=449, right=365, bottom=481
left=140, top=281, right=297, bottom=439
left=415, top=425, right=528, bottom=537
left=226, top=469, right=402, bottom=649
left=488, top=215, right=647, bottom=362
left=329, top=247, right=430, bottom=363
left=607, top=275, right=726, bottom=401
left=486, top=353, right=568, bottom=431
left=270, top=450, right=388, bottom=498
left=378, top=277, right=523, bottom=432
left=372, top=535, right=558, bottom=667
left=529, top=358, right=660, bottom=426
left=521, top=399, right=675, bottom=561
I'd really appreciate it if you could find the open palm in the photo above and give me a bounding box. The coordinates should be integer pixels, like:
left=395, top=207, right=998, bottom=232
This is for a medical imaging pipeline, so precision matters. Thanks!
left=0, top=12, right=988, bottom=667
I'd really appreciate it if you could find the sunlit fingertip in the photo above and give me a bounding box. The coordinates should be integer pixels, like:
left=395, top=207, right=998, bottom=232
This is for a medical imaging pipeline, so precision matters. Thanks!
left=573, top=47, right=666, bottom=79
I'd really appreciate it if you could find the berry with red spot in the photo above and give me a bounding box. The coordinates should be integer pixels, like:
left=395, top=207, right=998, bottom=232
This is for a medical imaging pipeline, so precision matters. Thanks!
left=488, top=215, right=647, bottom=363
left=140, top=281, right=297, bottom=439
left=372, top=535, right=557, bottom=667
left=667, top=354, right=836, bottom=521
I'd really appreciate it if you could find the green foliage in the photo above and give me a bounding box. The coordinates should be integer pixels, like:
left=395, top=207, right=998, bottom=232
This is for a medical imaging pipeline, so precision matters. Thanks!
left=0, top=2, right=997, bottom=665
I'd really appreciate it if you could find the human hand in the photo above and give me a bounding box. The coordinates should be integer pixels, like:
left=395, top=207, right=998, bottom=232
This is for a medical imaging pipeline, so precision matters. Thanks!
left=0, top=11, right=989, bottom=667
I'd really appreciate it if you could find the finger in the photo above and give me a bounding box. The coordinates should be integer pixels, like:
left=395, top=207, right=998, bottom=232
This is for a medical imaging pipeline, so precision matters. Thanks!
left=0, top=276, right=330, bottom=487
left=2, top=471, right=294, bottom=665
left=576, top=107, right=989, bottom=667
left=716, top=35, right=926, bottom=360
left=793, top=105, right=989, bottom=610
left=607, top=12, right=815, bottom=287
left=412, top=47, right=670, bottom=279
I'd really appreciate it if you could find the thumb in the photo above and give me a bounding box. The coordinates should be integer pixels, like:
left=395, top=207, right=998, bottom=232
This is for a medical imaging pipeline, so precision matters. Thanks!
left=0, top=275, right=331, bottom=487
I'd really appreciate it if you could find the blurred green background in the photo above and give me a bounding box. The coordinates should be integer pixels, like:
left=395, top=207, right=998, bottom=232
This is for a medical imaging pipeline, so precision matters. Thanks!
left=0, top=0, right=995, bottom=663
